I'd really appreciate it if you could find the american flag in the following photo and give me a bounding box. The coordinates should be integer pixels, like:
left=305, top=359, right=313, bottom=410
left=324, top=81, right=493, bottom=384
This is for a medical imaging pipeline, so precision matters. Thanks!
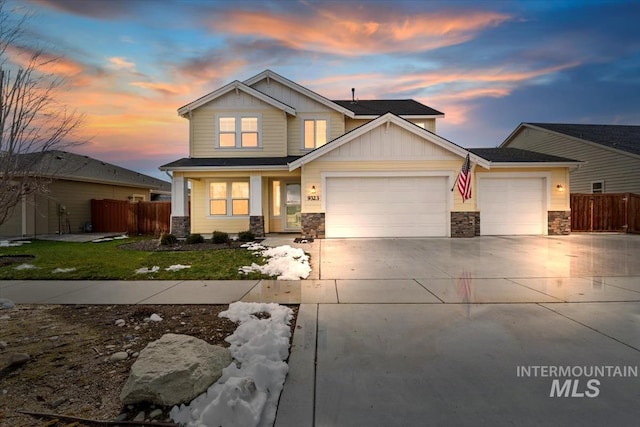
left=457, top=153, right=472, bottom=202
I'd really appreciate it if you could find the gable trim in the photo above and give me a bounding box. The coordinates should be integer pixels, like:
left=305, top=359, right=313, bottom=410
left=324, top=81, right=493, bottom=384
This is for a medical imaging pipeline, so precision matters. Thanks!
left=288, top=113, right=491, bottom=171
left=177, top=80, right=296, bottom=117
left=243, top=70, right=355, bottom=118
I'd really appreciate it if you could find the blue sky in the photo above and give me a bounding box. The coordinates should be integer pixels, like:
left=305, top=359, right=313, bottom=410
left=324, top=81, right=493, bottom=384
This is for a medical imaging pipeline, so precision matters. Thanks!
left=5, top=0, right=640, bottom=179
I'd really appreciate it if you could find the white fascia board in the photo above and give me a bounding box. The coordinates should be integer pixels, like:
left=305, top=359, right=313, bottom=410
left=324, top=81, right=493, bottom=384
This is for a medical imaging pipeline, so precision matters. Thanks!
left=289, top=112, right=490, bottom=171
left=489, top=161, right=586, bottom=169
left=177, top=80, right=296, bottom=117
left=159, top=165, right=290, bottom=172
left=243, top=70, right=355, bottom=118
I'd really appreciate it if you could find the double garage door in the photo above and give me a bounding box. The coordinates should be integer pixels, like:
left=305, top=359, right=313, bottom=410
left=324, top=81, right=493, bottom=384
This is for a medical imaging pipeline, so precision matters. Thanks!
left=325, top=176, right=448, bottom=238
left=324, top=176, right=547, bottom=238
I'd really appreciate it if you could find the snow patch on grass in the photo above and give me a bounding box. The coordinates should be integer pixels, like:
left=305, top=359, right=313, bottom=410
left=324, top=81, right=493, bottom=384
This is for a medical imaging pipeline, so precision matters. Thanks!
left=0, top=240, right=31, bottom=247
left=52, top=267, right=76, bottom=274
left=165, top=264, right=191, bottom=271
left=171, top=302, right=293, bottom=427
left=14, top=263, right=38, bottom=270
left=134, top=266, right=160, bottom=274
left=239, top=244, right=311, bottom=280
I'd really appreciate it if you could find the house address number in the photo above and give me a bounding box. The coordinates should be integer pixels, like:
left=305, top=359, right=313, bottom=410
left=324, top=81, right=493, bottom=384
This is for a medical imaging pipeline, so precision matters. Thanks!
left=307, top=195, right=320, bottom=201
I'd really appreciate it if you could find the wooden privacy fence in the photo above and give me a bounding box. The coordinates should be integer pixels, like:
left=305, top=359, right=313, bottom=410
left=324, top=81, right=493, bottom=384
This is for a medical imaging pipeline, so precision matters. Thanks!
left=91, top=199, right=171, bottom=235
left=570, top=193, right=640, bottom=233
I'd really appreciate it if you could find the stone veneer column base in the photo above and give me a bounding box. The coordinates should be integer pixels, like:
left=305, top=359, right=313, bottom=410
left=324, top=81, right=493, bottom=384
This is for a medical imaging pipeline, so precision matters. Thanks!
left=250, top=216, right=265, bottom=238
left=548, top=211, right=571, bottom=235
left=171, top=216, right=190, bottom=238
left=451, top=212, right=480, bottom=238
left=301, top=213, right=325, bottom=239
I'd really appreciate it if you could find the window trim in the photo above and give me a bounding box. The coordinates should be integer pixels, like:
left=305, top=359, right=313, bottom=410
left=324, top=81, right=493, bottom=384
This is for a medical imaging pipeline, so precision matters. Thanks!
left=208, top=179, right=250, bottom=217
left=301, top=117, right=329, bottom=150
left=215, top=114, right=262, bottom=149
left=591, top=180, right=604, bottom=194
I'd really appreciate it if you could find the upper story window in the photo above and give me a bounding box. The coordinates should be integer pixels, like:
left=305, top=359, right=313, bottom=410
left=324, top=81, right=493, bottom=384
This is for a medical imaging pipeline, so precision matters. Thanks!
left=303, top=119, right=328, bottom=150
left=217, top=115, right=260, bottom=148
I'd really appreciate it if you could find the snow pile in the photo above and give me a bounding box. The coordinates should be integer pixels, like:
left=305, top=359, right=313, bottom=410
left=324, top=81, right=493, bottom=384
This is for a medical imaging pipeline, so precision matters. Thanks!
left=52, top=267, right=76, bottom=274
left=239, top=245, right=311, bottom=280
left=0, top=298, right=15, bottom=310
left=165, top=264, right=191, bottom=271
left=135, top=266, right=160, bottom=274
left=92, top=235, right=128, bottom=243
left=170, top=302, right=294, bottom=427
left=14, top=263, right=38, bottom=270
left=0, top=240, right=30, bottom=247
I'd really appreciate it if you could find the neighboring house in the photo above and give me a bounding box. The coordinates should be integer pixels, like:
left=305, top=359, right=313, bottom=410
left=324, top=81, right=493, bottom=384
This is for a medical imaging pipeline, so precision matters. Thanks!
left=0, top=151, right=171, bottom=237
left=161, top=70, right=581, bottom=238
left=500, top=123, right=640, bottom=194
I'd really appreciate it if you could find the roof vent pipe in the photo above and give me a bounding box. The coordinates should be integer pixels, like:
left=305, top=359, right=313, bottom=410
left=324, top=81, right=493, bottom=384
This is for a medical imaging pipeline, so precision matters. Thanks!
left=351, top=88, right=355, bottom=103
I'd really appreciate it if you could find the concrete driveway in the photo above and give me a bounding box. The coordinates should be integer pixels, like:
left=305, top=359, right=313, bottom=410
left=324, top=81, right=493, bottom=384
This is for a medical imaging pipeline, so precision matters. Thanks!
left=275, top=234, right=640, bottom=427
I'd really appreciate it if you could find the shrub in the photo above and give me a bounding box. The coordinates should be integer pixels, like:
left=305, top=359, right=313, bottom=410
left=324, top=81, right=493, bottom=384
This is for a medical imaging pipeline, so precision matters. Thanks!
left=212, top=231, right=229, bottom=244
left=186, top=233, right=204, bottom=244
left=237, top=230, right=255, bottom=242
left=160, top=233, right=178, bottom=246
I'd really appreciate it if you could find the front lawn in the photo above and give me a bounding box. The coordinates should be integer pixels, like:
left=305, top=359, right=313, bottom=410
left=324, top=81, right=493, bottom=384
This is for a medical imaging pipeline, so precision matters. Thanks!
left=0, top=238, right=269, bottom=280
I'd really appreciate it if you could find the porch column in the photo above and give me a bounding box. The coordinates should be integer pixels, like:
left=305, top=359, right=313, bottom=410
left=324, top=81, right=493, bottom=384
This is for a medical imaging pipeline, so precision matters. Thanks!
left=249, top=175, right=265, bottom=238
left=170, top=175, right=190, bottom=237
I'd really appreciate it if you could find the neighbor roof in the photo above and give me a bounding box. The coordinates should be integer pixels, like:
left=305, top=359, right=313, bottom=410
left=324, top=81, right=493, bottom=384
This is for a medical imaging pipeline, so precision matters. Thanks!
left=160, top=156, right=302, bottom=171
left=8, top=151, right=170, bottom=191
left=332, top=100, right=444, bottom=117
left=469, top=148, right=582, bottom=164
left=522, top=123, right=640, bottom=156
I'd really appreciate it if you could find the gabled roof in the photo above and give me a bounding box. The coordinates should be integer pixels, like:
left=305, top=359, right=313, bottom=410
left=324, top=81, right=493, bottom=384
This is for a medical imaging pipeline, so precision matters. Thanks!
left=7, top=150, right=170, bottom=191
left=332, top=100, right=444, bottom=118
left=289, top=113, right=490, bottom=171
left=469, top=148, right=583, bottom=167
left=177, top=80, right=296, bottom=117
left=243, top=70, right=355, bottom=118
left=502, top=123, right=640, bottom=157
left=160, top=156, right=301, bottom=171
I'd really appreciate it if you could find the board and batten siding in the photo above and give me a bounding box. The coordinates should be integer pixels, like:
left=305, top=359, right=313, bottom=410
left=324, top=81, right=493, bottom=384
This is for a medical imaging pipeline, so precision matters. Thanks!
left=507, top=128, right=640, bottom=193
left=189, top=90, right=287, bottom=158
left=345, top=118, right=435, bottom=133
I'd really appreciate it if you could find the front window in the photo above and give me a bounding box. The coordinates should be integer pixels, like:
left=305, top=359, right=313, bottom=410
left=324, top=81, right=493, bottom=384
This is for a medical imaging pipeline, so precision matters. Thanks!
left=272, top=180, right=281, bottom=216
left=303, top=119, right=328, bottom=149
left=209, top=180, right=249, bottom=216
left=217, top=115, right=260, bottom=148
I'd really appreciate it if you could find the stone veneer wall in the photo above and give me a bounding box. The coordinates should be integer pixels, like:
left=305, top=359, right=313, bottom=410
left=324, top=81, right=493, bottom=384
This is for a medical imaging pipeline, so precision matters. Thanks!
left=301, top=213, right=325, bottom=239
left=548, top=211, right=571, bottom=235
left=451, top=212, right=479, bottom=238
left=249, top=216, right=265, bottom=238
left=171, top=216, right=190, bottom=238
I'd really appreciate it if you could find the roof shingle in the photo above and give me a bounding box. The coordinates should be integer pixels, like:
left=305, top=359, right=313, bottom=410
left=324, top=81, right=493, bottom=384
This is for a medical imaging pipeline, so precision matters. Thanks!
left=332, top=100, right=444, bottom=116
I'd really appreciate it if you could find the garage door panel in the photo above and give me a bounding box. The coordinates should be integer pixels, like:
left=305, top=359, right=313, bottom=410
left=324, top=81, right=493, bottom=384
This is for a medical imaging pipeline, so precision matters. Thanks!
left=326, top=176, right=448, bottom=238
left=479, top=177, right=545, bottom=236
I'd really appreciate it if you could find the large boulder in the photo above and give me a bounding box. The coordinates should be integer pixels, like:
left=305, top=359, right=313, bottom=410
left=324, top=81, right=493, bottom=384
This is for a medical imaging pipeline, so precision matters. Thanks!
left=120, top=333, right=232, bottom=406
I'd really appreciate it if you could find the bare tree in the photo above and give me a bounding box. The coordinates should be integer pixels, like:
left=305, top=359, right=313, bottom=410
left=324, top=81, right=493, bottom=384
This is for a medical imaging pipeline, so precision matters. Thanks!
left=0, top=0, right=85, bottom=227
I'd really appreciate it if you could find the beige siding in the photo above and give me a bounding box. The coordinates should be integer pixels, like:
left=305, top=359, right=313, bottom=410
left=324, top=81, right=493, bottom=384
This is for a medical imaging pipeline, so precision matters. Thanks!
left=507, top=128, right=640, bottom=193
left=189, top=91, right=287, bottom=158
left=345, top=118, right=436, bottom=133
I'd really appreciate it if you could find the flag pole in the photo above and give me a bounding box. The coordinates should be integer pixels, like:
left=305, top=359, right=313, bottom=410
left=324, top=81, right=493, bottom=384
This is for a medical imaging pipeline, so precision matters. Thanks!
left=450, top=173, right=460, bottom=192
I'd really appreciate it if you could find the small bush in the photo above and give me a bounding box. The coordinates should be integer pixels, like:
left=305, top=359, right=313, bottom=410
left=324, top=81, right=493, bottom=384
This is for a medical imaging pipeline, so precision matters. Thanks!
left=160, top=233, right=178, bottom=246
left=237, top=230, right=255, bottom=242
left=212, top=231, right=229, bottom=244
left=186, top=233, right=204, bottom=244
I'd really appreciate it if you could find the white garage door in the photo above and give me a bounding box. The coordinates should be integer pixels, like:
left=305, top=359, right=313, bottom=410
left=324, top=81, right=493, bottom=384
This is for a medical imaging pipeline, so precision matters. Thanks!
left=325, top=176, right=448, bottom=238
left=479, top=178, right=546, bottom=235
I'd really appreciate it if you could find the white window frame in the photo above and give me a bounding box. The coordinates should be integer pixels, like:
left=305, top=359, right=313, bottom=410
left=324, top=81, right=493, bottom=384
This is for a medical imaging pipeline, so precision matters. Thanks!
left=591, top=180, right=604, bottom=194
left=208, top=179, right=250, bottom=217
left=301, top=117, right=329, bottom=150
left=215, top=114, right=262, bottom=149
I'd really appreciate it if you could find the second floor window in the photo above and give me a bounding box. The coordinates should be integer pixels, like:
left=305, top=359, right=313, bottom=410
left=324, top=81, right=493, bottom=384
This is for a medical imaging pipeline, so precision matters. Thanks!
left=217, top=116, right=260, bottom=148
left=303, top=119, right=328, bottom=149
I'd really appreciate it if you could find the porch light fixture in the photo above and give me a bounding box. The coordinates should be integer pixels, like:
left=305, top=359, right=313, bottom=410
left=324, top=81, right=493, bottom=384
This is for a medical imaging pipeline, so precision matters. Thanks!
left=310, top=185, right=317, bottom=195
left=557, top=184, right=564, bottom=192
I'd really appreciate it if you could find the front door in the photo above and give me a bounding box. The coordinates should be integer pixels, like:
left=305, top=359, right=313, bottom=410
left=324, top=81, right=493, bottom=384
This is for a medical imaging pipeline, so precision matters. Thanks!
left=285, top=183, right=301, bottom=230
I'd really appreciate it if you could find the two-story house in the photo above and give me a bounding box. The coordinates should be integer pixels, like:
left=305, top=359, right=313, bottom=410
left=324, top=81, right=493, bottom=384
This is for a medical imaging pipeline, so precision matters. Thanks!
left=161, top=70, right=581, bottom=239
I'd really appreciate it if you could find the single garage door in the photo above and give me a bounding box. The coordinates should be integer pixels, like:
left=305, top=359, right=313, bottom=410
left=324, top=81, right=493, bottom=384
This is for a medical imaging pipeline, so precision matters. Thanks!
left=325, top=176, right=448, bottom=238
left=479, top=178, right=546, bottom=235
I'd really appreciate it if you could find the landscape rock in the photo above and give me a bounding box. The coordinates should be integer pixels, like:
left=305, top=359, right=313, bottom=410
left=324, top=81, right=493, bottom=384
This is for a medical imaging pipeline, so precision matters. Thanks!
left=115, top=319, right=126, bottom=327
left=120, top=333, right=231, bottom=406
left=8, top=353, right=30, bottom=367
left=110, top=352, right=129, bottom=361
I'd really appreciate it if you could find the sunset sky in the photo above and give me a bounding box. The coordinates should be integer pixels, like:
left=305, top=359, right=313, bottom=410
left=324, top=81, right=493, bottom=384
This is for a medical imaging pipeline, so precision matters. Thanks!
left=5, top=0, right=640, bottom=180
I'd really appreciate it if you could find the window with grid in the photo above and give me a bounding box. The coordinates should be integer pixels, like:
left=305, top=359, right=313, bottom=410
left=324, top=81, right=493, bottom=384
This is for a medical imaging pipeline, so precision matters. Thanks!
left=209, top=181, right=249, bottom=216
left=217, top=116, right=260, bottom=148
left=303, top=119, right=328, bottom=149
